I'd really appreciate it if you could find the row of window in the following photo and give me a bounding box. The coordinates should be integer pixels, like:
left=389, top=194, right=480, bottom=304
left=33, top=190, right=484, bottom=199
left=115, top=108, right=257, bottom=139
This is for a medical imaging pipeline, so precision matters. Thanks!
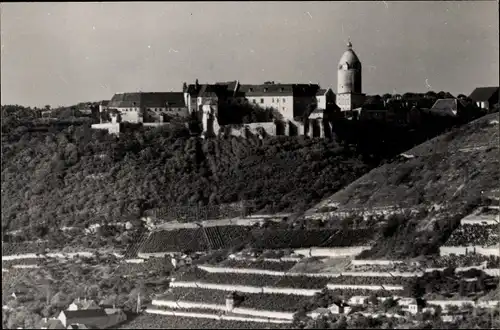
left=241, top=98, right=287, bottom=104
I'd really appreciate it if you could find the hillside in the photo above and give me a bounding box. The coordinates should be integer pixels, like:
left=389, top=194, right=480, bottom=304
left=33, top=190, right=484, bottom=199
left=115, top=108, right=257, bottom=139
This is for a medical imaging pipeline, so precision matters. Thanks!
left=309, top=112, right=499, bottom=212
left=1, top=121, right=369, bottom=237
left=305, top=112, right=499, bottom=258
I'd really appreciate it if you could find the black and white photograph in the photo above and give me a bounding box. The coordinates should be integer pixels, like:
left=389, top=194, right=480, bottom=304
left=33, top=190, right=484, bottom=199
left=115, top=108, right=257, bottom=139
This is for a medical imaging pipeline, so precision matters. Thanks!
left=1, top=1, right=499, bottom=329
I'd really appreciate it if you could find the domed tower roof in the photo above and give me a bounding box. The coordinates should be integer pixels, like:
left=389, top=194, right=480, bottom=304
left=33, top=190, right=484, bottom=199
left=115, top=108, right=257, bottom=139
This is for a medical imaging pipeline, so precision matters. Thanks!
left=338, top=40, right=361, bottom=68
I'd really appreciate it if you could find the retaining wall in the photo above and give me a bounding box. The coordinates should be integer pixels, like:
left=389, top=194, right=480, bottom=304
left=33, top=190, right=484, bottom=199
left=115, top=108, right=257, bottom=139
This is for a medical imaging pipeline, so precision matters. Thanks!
left=327, top=284, right=404, bottom=291
left=151, top=300, right=294, bottom=320
left=145, top=308, right=292, bottom=324
left=169, top=281, right=321, bottom=296
left=350, top=260, right=409, bottom=266
left=439, top=246, right=500, bottom=257
left=199, top=265, right=423, bottom=278
left=294, top=247, right=371, bottom=257
left=228, top=256, right=302, bottom=263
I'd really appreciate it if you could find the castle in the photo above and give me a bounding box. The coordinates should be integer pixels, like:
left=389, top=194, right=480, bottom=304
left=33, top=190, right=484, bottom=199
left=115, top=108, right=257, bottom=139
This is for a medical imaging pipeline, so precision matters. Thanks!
left=96, top=41, right=366, bottom=138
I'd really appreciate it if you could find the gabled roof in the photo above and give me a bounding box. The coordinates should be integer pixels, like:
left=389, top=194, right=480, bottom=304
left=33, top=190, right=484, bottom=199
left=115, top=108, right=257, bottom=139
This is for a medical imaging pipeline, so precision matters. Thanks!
left=316, top=89, right=327, bottom=96
left=429, top=98, right=468, bottom=116
left=62, top=309, right=108, bottom=319
left=108, top=92, right=186, bottom=108
left=468, top=87, right=499, bottom=102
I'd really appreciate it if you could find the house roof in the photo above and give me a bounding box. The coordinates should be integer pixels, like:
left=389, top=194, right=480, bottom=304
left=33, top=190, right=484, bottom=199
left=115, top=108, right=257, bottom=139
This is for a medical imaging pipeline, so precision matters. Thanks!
left=316, top=89, right=327, bottom=96
left=99, top=100, right=109, bottom=106
left=468, top=87, right=499, bottom=102
left=429, top=98, right=468, bottom=116
left=41, top=319, right=65, bottom=329
left=62, top=310, right=108, bottom=319
left=108, top=92, right=186, bottom=108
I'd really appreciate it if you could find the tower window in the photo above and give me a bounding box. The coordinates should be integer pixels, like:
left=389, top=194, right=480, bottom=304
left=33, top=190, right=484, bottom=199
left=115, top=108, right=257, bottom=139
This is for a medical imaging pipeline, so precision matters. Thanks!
left=260, top=98, right=264, bottom=104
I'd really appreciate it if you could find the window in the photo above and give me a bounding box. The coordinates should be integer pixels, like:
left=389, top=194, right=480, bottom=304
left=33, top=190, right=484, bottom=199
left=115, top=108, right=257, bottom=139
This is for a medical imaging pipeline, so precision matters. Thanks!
left=272, top=98, right=274, bottom=103
left=260, top=98, right=264, bottom=104
left=253, top=99, right=256, bottom=104
left=264, top=88, right=268, bottom=92
left=283, top=98, right=286, bottom=103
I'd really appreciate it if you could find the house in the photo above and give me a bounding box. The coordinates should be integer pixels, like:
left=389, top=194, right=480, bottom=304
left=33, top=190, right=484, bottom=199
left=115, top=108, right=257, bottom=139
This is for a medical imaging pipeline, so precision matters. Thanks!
left=348, top=296, right=368, bottom=306
left=66, top=324, right=90, bottom=329
left=308, top=307, right=332, bottom=319
left=329, top=302, right=351, bottom=315
left=315, top=88, right=337, bottom=112
left=468, top=87, right=499, bottom=111
left=40, top=318, right=65, bottom=329
left=105, top=92, right=188, bottom=124
left=57, top=310, right=109, bottom=329
left=68, top=298, right=100, bottom=311
left=396, top=298, right=422, bottom=315
left=441, top=311, right=466, bottom=323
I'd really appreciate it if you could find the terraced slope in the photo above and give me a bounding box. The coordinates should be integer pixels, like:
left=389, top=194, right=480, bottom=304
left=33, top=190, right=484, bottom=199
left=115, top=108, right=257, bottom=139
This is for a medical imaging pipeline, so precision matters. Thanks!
left=308, top=113, right=499, bottom=212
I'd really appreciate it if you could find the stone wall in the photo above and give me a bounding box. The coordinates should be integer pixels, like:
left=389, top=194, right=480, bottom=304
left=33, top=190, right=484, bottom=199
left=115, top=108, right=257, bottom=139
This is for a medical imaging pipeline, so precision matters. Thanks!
left=170, top=281, right=321, bottom=296
left=326, top=284, right=404, bottom=291
left=350, top=260, right=408, bottom=266
left=198, top=265, right=423, bottom=278
left=91, top=123, right=120, bottom=135
left=294, top=247, right=371, bottom=257
left=145, top=309, right=292, bottom=324
left=204, top=119, right=309, bottom=139
left=439, top=246, right=500, bottom=256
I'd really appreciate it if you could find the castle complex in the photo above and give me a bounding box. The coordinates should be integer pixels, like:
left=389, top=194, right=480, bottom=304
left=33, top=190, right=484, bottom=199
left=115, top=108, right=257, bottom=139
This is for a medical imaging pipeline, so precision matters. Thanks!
left=97, top=41, right=366, bottom=137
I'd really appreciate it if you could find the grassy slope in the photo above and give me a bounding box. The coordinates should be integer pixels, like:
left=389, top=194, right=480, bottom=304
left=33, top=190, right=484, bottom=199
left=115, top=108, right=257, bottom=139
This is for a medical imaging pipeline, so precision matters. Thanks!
left=1, top=123, right=369, bottom=233
left=309, top=113, right=500, bottom=212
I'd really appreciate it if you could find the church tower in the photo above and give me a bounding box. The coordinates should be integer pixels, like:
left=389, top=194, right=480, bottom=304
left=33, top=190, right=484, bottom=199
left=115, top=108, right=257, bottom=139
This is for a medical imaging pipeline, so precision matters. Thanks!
left=336, top=40, right=366, bottom=112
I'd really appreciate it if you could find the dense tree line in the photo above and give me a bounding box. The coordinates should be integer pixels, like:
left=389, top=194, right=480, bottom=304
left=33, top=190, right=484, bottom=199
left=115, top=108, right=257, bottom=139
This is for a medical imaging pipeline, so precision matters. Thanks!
left=1, top=107, right=371, bottom=239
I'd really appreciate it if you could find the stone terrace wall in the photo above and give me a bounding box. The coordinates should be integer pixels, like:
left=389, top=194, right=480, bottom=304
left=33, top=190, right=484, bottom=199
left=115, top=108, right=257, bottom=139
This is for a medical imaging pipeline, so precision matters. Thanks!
left=145, top=309, right=292, bottom=324
left=439, top=246, right=500, bottom=257
left=327, top=284, right=404, bottom=291
left=294, top=247, right=371, bottom=257
left=169, top=281, right=321, bottom=296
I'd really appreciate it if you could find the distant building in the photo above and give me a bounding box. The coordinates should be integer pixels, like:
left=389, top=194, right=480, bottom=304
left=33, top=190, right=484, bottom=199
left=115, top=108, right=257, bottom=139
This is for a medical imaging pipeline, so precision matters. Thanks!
left=468, top=87, right=499, bottom=111
left=68, top=298, right=100, bottom=311
left=105, top=92, right=188, bottom=123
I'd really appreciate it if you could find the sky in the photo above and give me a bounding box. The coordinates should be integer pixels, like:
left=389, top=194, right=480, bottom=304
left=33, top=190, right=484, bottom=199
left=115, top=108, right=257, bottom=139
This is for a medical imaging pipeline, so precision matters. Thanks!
left=1, top=1, right=499, bottom=107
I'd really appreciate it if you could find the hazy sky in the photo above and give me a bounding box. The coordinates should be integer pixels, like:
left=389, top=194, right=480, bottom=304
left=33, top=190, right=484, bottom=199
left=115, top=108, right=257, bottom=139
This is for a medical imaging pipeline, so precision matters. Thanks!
left=1, top=1, right=498, bottom=107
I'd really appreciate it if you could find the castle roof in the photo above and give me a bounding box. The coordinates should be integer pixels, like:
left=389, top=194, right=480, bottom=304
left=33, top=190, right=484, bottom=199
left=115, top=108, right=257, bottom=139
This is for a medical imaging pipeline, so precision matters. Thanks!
left=108, top=92, right=185, bottom=108
left=338, top=41, right=361, bottom=67
left=238, top=83, right=320, bottom=97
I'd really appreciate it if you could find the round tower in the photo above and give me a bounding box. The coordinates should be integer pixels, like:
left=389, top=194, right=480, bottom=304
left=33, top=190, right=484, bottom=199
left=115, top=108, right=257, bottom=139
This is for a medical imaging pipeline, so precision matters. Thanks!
left=336, top=40, right=365, bottom=112
left=337, top=40, right=362, bottom=94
